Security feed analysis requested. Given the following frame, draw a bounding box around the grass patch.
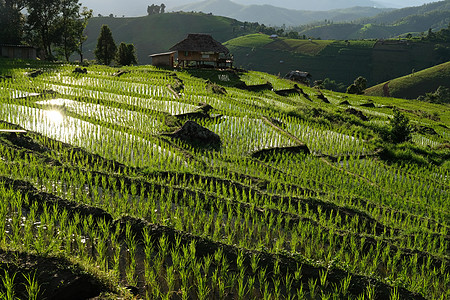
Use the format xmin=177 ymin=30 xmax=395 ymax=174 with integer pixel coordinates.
xmin=223 ymin=33 xmax=274 ymax=48
xmin=265 ymin=38 xmax=334 ymax=56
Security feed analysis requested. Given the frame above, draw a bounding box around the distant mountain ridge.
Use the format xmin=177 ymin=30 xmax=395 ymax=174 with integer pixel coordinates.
xmin=201 ymin=0 xmax=384 ymax=11
xmin=171 ymin=0 xmax=392 ymax=26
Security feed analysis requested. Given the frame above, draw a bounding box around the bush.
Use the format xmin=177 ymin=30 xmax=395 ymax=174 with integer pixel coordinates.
xmin=389 ymin=108 xmax=412 ymax=143
xmin=346 ymin=76 xmax=366 ymax=94
xmin=346 ymin=84 xmax=359 ymax=94
xmin=417 ymin=86 xmax=450 ymax=104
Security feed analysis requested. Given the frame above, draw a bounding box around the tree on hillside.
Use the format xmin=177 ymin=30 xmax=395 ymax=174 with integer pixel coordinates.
xmin=426 ymin=23 xmax=450 ymax=42
xmin=94 ymin=25 xmax=117 ymax=65
xmin=0 ymin=0 xmax=26 ymax=44
xmin=116 ymin=42 xmax=137 ymax=66
xmin=147 ymin=3 xmax=165 ymax=15
xmin=75 ymin=7 xmax=93 ymax=62
xmin=56 ymin=0 xmax=84 ymax=61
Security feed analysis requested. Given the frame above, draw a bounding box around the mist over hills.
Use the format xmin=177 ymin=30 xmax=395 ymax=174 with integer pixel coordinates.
xmin=228 ymin=0 xmax=428 ymax=10
xmin=171 ymin=0 xmax=392 ymax=26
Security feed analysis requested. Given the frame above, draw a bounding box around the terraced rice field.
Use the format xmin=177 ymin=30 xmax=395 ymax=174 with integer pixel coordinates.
xmin=0 ymin=59 xmax=448 ymax=299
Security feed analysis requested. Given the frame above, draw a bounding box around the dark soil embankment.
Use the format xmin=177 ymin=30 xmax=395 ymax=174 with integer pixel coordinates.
xmin=236 ymin=81 xmax=273 ymax=92
xmin=252 ymin=145 xmax=310 ymax=159
xmin=0 ymin=250 xmax=114 ymax=300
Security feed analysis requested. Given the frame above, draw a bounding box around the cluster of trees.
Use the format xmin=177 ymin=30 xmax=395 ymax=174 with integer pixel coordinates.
xmin=0 ymin=0 xmax=24 ymax=45
xmin=94 ymin=25 xmax=137 ymax=66
xmin=0 ymin=0 xmax=93 ymax=61
xmin=147 ymin=3 xmax=166 ymax=15
xmin=417 ymin=86 xmax=450 ymax=104
xmin=314 ymin=78 xmax=346 ymax=92
xmin=424 ymin=24 xmax=450 ymax=42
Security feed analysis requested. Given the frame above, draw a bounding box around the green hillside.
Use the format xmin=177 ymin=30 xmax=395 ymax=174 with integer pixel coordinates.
xmin=225 ymin=34 xmax=448 ymax=87
xmin=83 ymin=12 xmax=255 ymax=65
xmin=365 ymin=61 xmax=450 ymax=99
xmin=359 ymin=0 xmax=450 ymax=26
xmin=0 ymin=58 xmax=448 ymax=299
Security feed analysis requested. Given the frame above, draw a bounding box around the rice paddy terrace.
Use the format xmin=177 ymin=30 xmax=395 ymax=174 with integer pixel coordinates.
xmin=0 ymin=59 xmax=448 ymax=299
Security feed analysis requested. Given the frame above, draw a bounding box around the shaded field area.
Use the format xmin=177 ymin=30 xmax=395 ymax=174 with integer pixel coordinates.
xmin=365 ymin=61 xmax=450 ymax=99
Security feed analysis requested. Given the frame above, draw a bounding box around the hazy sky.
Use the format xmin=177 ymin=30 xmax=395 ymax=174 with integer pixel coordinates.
xmin=79 ymin=0 xmax=434 ymax=17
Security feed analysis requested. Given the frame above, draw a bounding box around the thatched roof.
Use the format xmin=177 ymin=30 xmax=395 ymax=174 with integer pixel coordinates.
xmin=149 ymin=51 xmax=176 ymax=57
xmin=170 ymin=34 xmax=229 ymax=54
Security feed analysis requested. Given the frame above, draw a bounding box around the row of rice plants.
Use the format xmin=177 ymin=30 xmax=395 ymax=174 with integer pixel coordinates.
xmin=339 ymin=157 xmax=449 ymax=221
xmin=282 ymin=116 xmax=368 ymax=156
xmin=41 ymin=82 xmax=200 ymax=115
xmin=1 ymin=132 xmax=442 ymax=280
xmin=209 ymin=151 xmax=448 ymax=255
xmin=46 ymin=74 xmax=173 ymax=99
xmin=200 ymin=116 xmax=295 ymax=156
xmin=1 ymin=153 xmax=447 ymax=299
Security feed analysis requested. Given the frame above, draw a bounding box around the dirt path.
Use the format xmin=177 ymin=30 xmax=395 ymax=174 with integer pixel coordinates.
xmin=383 ymin=81 xmax=391 ymax=97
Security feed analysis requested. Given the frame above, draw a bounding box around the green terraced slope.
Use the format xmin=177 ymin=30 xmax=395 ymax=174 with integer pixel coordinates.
xmin=0 ymin=58 xmax=448 ymax=299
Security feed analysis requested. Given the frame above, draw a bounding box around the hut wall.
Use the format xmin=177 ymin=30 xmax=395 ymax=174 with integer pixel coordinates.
xmin=151 ymin=54 xmax=174 ymax=67
xmin=178 ymin=51 xmax=219 ymax=62
xmin=1 ymin=46 xmax=36 ymax=59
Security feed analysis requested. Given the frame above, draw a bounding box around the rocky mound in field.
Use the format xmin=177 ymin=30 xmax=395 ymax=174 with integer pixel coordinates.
xmin=235 ymin=81 xmax=273 ymax=92
xmin=168 ymin=120 xmax=221 ymax=149
xmin=73 ymin=67 xmax=87 ymax=74
xmin=345 ymin=108 xmax=368 ymax=121
xmin=174 ymin=103 xmax=216 ymax=120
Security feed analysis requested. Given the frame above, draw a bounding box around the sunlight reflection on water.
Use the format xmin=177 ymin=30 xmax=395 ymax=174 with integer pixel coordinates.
xmin=45 ymin=110 xmax=64 ymax=125
xmin=0 ymin=103 xmax=182 ymax=168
